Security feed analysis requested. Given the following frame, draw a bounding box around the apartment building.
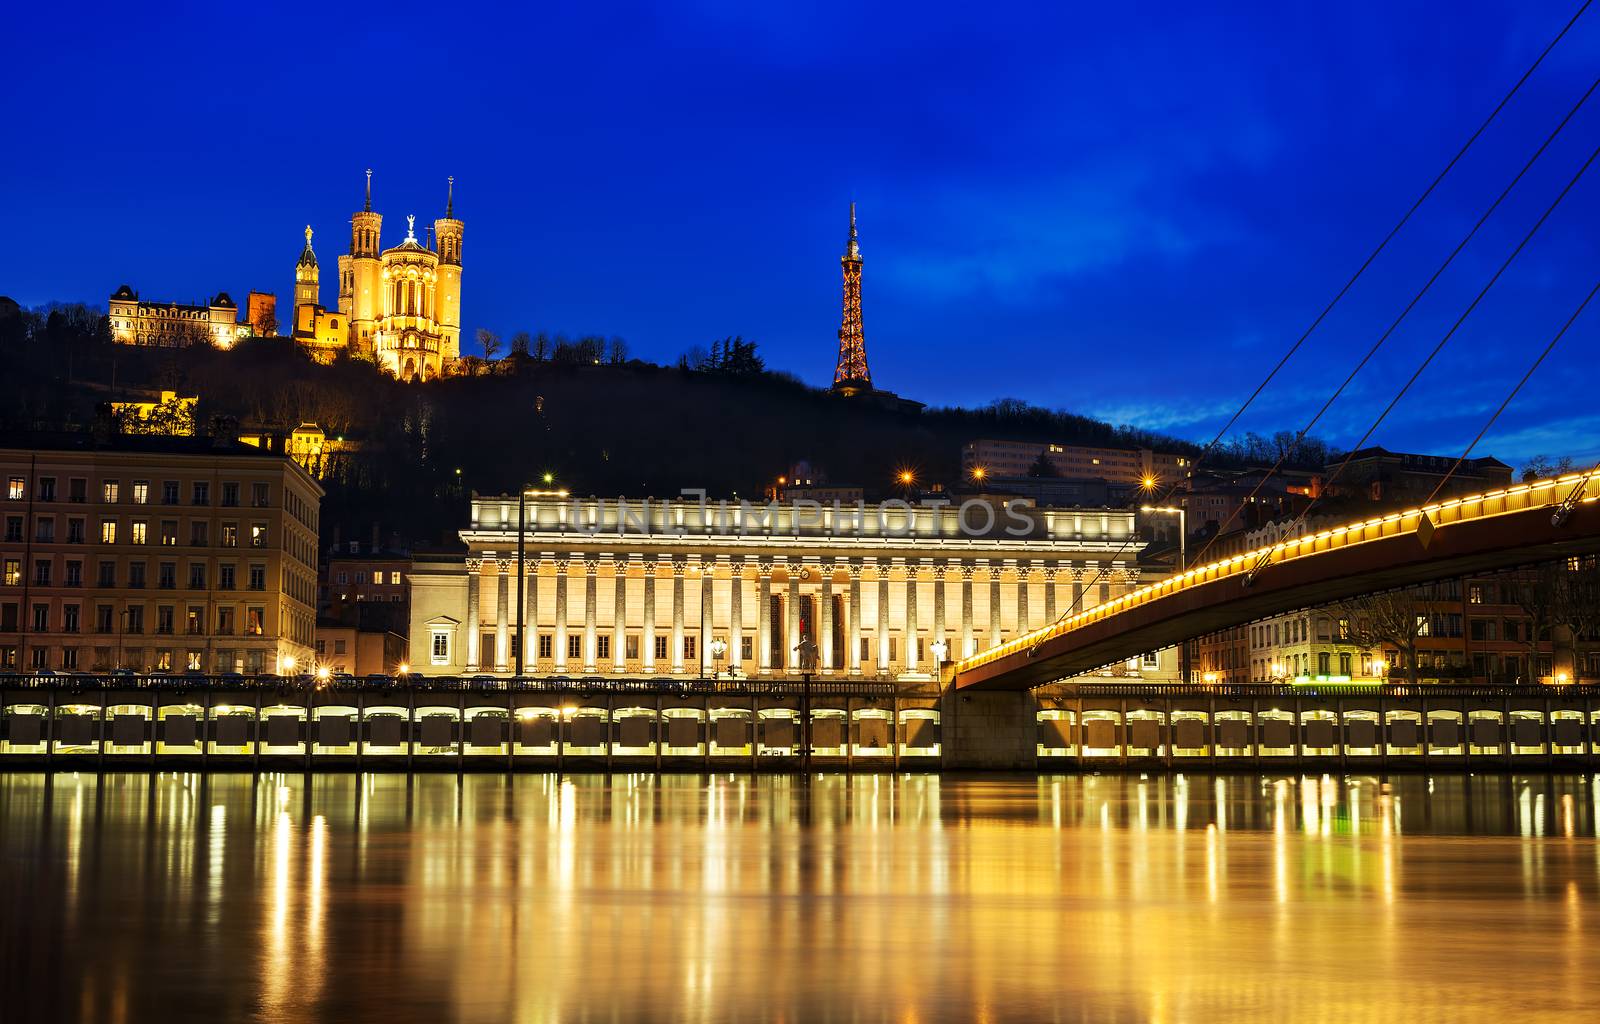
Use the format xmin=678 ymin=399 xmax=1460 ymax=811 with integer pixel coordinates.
xmin=0 ymin=433 xmax=322 ymax=674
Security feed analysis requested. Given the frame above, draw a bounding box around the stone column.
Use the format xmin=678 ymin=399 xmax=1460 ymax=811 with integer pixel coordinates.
xmin=671 ymin=559 xmax=686 ymax=674
xmin=730 ymin=557 xmax=745 ymax=675
xmin=465 ymin=557 xmax=482 ymax=671
xmin=876 ymin=560 xmax=890 ymax=673
xmin=960 ymin=562 xmax=975 ymax=659
xmin=583 ymin=558 xmax=598 ymax=672
xmin=787 ymin=561 xmax=801 ymax=671
xmin=933 ymin=559 xmax=949 ymax=653
xmin=1016 ymin=561 xmax=1030 ymax=634
xmin=612 ymin=559 xmax=626 ymax=672
xmin=847 ymin=561 xmax=863 ymax=675
xmin=1043 ymin=566 xmax=1058 ymax=622
xmin=553 ymin=558 xmax=569 ymax=672
xmin=903 ymin=559 xmax=918 ymax=672
xmin=701 ymin=562 xmax=715 ymax=676
xmin=494 ymin=558 xmax=511 ymax=671
xmin=521 ymin=557 xmax=539 ymax=673
xmin=757 ymin=561 xmax=772 ymax=674
xmin=989 ymin=563 xmax=1004 ymax=648
xmin=819 ymin=563 xmax=834 ymax=672
xmin=642 ymin=559 xmax=657 ymax=672
xmin=1072 ymin=566 xmax=1086 ymax=613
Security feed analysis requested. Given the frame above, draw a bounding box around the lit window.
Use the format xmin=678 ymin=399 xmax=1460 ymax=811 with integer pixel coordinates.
xmin=431 ymin=630 xmax=449 ymax=664
xmin=102 ymin=520 xmax=119 ymax=544
xmin=7 ymin=477 xmax=24 ymax=500
xmin=102 ymin=481 xmax=119 ymax=504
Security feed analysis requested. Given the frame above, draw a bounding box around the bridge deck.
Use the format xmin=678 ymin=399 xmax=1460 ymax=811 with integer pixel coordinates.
xmin=955 ymin=472 xmax=1600 ymax=690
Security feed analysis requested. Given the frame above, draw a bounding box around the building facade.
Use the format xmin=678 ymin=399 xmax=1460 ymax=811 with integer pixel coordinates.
xmin=107 ymin=286 xmax=262 ymax=348
xmin=292 ymin=171 xmax=464 ymax=379
xmin=1331 ymin=447 xmax=1513 ymax=504
xmin=0 ymin=435 xmax=322 ymax=674
xmin=409 ymin=494 xmax=1177 ymax=682
xmin=962 ymin=439 xmax=1192 ymax=490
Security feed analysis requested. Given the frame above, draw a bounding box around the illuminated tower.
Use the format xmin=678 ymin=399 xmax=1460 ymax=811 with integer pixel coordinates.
xmin=347 ymin=169 xmax=384 ymax=358
xmin=832 ymin=202 xmax=871 ymax=394
xmin=432 ymin=176 xmax=464 ymax=365
xmin=294 ymin=225 xmax=319 ymax=309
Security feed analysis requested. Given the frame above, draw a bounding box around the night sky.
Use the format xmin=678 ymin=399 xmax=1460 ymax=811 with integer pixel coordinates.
xmin=6 ymin=1 xmax=1599 ymax=467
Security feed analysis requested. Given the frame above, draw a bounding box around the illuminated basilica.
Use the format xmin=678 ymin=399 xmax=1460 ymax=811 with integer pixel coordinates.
xmin=292 ymin=171 xmax=464 ymax=380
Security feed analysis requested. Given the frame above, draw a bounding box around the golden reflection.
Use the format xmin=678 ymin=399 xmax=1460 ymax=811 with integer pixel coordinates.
xmin=3 ymin=771 xmax=1600 ymax=1022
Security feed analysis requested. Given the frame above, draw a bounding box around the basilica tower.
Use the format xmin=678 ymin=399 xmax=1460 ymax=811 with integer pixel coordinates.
xmin=294 ymin=226 xmax=319 ymax=309
xmin=432 ymin=176 xmax=464 ymax=364
xmin=346 ymin=169 xmax=384 ymax=358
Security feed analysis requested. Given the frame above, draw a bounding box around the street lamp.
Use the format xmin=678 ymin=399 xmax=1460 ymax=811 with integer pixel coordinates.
xmin=1140 ymin=504 xmax=1188 ymax=681
xmin=930 ymin=637 xmax=949 ymax=690
xmin=795 ymin=636 xmax=818 ymax=773
xmin=710 ymin=637 xmax=728 ymax=679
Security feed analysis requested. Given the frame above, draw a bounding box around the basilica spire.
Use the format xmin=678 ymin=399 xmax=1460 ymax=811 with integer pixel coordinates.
xmin=446 ymin=175 xmax=455 ymax=219
xmin=298 ymin=225 xmax=317 ymax=267
xmin=364 ymin=168 xmax=372 ymax=212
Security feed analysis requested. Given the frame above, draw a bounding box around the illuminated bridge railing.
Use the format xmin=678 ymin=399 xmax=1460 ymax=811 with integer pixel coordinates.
xmin=0 ymin=674 xmax=896 ymax=699
xmin=956 ymin=470 xmax=1598 ymax=676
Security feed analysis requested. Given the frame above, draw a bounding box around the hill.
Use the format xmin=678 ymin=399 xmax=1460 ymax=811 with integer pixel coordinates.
xmin=0 ymin=301 xmax=1196 ymax=547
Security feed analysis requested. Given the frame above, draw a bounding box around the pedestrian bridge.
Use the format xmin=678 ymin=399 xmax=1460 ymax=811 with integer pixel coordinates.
xmin=954 ymin=472 xmax=1600 ymax=691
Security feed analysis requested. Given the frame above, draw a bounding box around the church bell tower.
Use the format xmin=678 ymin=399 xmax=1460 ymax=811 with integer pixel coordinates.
xmin=433 ymin=175 xmax=464 ymax=364
xmin=348 ymin=168 xmax=384 ymax=358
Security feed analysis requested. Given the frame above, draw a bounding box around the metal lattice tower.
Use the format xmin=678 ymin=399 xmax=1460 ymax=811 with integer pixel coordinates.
xmin=832 ymin=202 xmax=872 ymax=391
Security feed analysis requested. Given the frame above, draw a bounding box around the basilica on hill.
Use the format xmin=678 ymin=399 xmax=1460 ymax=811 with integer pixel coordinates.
xmin=292 ymin=171 xmax=465 ymax=380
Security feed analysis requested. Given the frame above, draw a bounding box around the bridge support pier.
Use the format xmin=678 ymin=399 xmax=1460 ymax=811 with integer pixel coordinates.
xmin=941 ymin=689 xmax=1036 ymax=770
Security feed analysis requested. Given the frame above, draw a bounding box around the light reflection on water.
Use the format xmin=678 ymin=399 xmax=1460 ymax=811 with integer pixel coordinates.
xmin=1 ymin=772 xmax=1598 ymax=1023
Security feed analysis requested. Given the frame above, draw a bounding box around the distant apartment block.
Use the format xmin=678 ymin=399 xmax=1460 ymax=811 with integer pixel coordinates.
xmin=962 ymin=439 xmax=1191 ymax=489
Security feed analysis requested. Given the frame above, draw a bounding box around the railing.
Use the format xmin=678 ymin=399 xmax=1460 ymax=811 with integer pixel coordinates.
xmin=0 ymin=673 xmax=898 ymax=698
xmin=957 ymin=469 xmax=1600 ymax=675
xmin=1060 ymin=681 xmax=1600 ymax=699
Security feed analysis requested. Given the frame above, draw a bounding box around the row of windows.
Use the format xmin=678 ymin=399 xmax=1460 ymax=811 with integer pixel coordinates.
xmin=0 ymin=645 xmax=275 ymax=673
xmin=3 ymin=557 xmax=267 ymax=591
xmin=1 ymin=600 xmax=267 ymax=637
xmin=7 ymin=515 xmax=270 ymax=548
xmin=336 ymin=570 xmax=404 ymax=585
xmin=6 ymin=476 xmax=272 ymax=508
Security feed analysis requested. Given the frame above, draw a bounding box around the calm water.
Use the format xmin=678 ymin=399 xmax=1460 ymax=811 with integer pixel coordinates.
xmin=2 ymin=772 xmax=1598 ymax=1023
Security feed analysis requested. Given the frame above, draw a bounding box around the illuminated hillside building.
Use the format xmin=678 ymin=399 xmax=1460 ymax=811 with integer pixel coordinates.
xmin=292 ymin=170 xmax=464 ymax=380
xmin=108 ymin=286 xmax=269 ymax=348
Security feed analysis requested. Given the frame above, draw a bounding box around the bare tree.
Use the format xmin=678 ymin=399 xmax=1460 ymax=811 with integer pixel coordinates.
xmin=476 ymin=328 xmax=501 ymax=363
xmin=607 ymin=336 xmax=628 ymax=365
xmin=533 ymin=331 xmax=551 ymax=362
xmin=509 ymin=331 xmax=530 ymax=357
xmin=1521 ymin=455 xmax=1574 ymax=482
xmin=1333 ymin=585 xmax=1436 ymax=686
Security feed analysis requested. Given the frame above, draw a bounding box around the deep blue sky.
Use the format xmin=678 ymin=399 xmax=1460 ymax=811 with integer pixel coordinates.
xmin=7 ymin=1 xmax=1600 ymax=468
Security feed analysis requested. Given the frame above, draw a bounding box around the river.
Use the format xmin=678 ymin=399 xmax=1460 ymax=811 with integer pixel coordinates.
xmin=0 ymin=771 xmax=1596 ymax=1022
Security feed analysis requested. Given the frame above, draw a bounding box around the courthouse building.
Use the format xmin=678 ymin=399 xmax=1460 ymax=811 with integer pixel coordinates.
xmin=408 ymin=493 xmax=1176 ymax=682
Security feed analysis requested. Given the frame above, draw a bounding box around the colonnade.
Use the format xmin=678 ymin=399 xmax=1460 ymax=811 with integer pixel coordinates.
xmin=458 ymin=554 xmax=1140 ymax=677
